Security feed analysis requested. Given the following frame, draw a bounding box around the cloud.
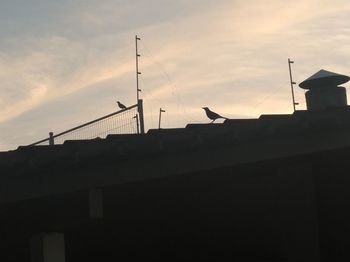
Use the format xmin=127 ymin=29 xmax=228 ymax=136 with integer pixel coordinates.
xmin=1 ymin=0 xmax=350 ymax=150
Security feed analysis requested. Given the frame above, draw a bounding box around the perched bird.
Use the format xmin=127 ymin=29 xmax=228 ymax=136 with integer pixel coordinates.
xmin=202 ymin=107 xmax=228 ymax=123
xmin=117 ymin=101 xmax=127 ymax=110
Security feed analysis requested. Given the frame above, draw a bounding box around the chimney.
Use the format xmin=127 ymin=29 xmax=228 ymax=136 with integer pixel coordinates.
xmin=299 ymin=69 xmax=349 ymax=111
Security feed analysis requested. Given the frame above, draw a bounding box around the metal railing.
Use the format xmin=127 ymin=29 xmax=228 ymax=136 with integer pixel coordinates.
xmin=29 ymin=100 xmax=145 ymax=146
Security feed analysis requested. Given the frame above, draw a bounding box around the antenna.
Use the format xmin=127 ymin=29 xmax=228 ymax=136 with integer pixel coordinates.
xmin=288 ymin=58 xmax=298 ymax=112
xmin=135 ymin=35 xmax=145 ymax=134
xmin=135 ymin=35 xmax=141 ymax=102
xmin=158 ymin=108 xmax=165 ymax=129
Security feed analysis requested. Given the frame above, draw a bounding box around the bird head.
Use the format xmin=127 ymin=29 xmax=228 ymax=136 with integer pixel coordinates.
xmin=202 ymin=107 xmax=209 ymax=111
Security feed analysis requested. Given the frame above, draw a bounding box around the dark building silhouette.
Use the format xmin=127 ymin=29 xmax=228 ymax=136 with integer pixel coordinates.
xmin=0 ymin=69 xmax=350 ymax=262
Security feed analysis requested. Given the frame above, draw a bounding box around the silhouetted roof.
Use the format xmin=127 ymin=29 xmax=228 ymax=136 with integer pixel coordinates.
xmin=2 ymin=107 xmax=350 ymax=170
xmin=2 ymin=106 xmax=350 ymax=205
xmin=299 ymin=69 xmax=349 ymax=89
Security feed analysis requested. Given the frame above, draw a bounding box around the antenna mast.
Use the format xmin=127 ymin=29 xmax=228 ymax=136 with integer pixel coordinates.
xmin=135 ymin=35 xmax=145 ymax=134
xmin=288 ymin=58 xmax=298 ymax=112
xmin=135 ymin=35 xmax=141 ymax=101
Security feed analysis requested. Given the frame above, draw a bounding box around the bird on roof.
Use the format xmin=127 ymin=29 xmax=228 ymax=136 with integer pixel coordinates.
xmin=117 ymin=101 xmax=127 ymax=110
xmin=202 ymin=107 xmax=228 ymax=123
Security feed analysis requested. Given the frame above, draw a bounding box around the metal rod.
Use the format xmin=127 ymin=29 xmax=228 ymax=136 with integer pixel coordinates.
xmin=49 ymin=132 xmax=54 ymax=146
xmin=29 ymin=104 xmax=138 ymax=146
xmin=158 ymin=108 xmax=165 ymax=129
xmin=135 ymin=35 xmax=141 ymax=102
xmin=134 ymin=36 xmax=146 ymax=134
xmin=288 ymin=58 xmax=298 ymax=112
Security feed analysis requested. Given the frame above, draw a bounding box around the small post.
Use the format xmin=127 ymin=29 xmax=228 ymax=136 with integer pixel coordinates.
xmin=49 ymin=132 xmax=54 ymax=146
xmin=138 ymin=99 xmax=145 ymax=134
xmin=288 ymin=58 xmax=299 ymax=112
xmin=158 ymin=108 xmax=166 ymax=129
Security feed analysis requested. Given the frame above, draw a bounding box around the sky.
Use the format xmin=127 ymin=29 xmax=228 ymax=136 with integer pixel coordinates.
xmin=1 ymin=0 xmax=350 ymax=150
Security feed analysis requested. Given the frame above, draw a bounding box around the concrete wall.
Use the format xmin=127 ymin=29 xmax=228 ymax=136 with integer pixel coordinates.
xmin=1 ymin=147 xmax=350 ymax=261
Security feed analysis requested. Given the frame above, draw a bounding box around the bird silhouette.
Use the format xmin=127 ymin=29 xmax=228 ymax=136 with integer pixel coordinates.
xmin=202 ymin=107 xmax=228 ymax=123
xmin=117 ymin=101 xmax=127 ymax=110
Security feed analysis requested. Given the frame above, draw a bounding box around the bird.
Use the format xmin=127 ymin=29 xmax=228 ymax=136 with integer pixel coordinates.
xmin=202 ymin=107 xmax=228 ymax=123
xmin=117 ymin=101 xmax=127 ymax=110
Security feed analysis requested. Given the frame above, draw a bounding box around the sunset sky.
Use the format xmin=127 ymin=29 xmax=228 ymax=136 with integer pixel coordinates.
xmin=1 ymin=0 xmax=350 ymax=150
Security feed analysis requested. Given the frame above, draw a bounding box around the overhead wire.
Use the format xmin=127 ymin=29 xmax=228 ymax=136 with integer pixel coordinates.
xmin=139 ymin=40 xmax=195 ymax=124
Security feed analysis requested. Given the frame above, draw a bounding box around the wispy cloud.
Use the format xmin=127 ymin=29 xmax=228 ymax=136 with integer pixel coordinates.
xmin=1 ymin=0 xmax=350 ymax=150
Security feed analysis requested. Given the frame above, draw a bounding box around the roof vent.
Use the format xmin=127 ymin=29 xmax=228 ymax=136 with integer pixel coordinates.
xmin=299 ymin=69 xmax=349 ymax=111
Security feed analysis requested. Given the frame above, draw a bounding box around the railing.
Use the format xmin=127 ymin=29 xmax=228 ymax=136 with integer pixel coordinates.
xmin=29 ymin=100 xmax=145 ymax=146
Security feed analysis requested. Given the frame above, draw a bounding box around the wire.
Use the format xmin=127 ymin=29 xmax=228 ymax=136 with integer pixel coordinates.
xmin=140 ymin=40 xmax=194 ymax=123
xmin=252 ymin=84 xmax=287 ymax=115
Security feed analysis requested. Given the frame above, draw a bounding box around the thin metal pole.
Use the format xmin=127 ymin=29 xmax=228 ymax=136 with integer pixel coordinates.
xmin=49 ymin=132 xmax=54 ymax=146
xmin=288 ymin=58 xmax=298 ymax=112
xmin=135 ymin=35 xmax=146 ymax=134
xmin=158 ymin=108 xmax=165 ymax=129
xmin=135 ymin=35 xmax=141 ymax=102
xmin=138 ymin=99 xmax=145 ymax=134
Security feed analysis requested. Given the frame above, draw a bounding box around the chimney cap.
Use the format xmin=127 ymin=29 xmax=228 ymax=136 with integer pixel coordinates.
xmin=299 ymin=69 xmax=349 ymax=89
